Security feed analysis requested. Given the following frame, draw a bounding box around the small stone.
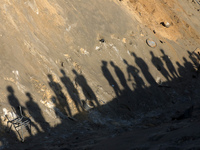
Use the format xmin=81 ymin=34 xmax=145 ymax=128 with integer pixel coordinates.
xmin=146 ymin=38 xmax=157 ymax=48
xmin=95 ymin=46 xmax=101 ymax=51
xmin=122 ymin=38 xmax=126 ymax=43
xmin=160 ymin=21 xmax=171 ymax=28
xmin=99 ymin=39 xmax=105 ymax=43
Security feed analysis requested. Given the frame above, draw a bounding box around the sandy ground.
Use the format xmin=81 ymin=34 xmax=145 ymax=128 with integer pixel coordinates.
xmin=0 ymin=0 xmax=200 ymax=149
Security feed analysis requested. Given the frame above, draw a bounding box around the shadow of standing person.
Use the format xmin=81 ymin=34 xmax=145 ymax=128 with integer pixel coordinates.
xmin=183 ymin=57 xmax=195 ymax=72
xmin=183 ymin=57 xmax=197 ymax=78
xmin=60 ymin=69 xmax=82 ymax=113
xmin=131 ymin=52 xmax=156 ymax=86
xmin=25 ymin=92 xmax=49 ymax=133
xmin=150 ymin=51 xmax=172 ymax=81
xmin=72 ymin=69 xmax=100 ymax=107
xmin=123 ymin=59 xmax=145 ymax=89
xmin=7 ymin=86 xmax=20 ymax=110
xmin=110 ymin=61 xmax=131 ymax=92
xmin=187 ymin=50 xmax=200 ymax=71
xmin=48 ymin=74 xmax=72 ymax=118
xmin=101 ymin=61 xmax=121 ymax=97
xmin=7 ymin=86 xmax=32 ymax=138
xmin=176 ymin=61 xmax=186 ymax=79
xmin=160 ymin=49 xmax=179 ymax=79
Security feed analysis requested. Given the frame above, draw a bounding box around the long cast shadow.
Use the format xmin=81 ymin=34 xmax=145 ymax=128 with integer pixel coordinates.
xmin=123 ymin=59 xmax=145 ymax=89
xmin=7 ymin=86 xmax=21 ymax=110
xmin=72 ymin=69 xmax=100 ymax=107
xmin=176 ymin=61 xmax=185 ymax=79
xmin=1 ymin=54 xmax=198 ymax=148
xmin=110 ymin=61 xmax=131 ymax=92
xmin=6 ymin=86 xmax=32 ymax=140
xmin=131 ymin=52 xmax=156 ymax=86
xmin=60 ymin=69 xmax=82 ymax=113
xmin=48 ymin=74 xmax=72 ymax=118
xmin=25 ymin=92 xmax=49 ymax=133
xmin=101 ymin=61 xmax=121 ymax=97
xmin=150 ymin=51 xmax=172 ymax=81
xmin=160 ymin=49 xmax=179 ymax=79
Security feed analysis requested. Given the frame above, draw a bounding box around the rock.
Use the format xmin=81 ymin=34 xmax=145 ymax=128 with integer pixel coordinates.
xmin=160 ymin=21 xmax=171 ymax=28
xmin=99 ymin=39 xmax=105 ymax=43
xmin=172 ymin=105 xmax=194 ymax=120
xmin=146 ymin=38 xmax=157 ymax=48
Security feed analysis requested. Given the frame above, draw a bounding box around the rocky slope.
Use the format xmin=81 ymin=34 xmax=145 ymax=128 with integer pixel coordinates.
xmin=0 ymin=0 xmax=200 ymax=149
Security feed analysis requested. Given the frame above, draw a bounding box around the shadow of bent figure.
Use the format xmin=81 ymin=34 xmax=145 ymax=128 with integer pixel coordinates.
xmin=48 ymin=74 xmax=72 ymax=118
xmin=72 ymin=69 xmax=100 ymax=107
xmin=25 ymin=92 xmax=49 ymax=133
xmin=123 ymin=59 xmax=145 ymax=89
xmin=131 ymin=52 xmax=156 ymax=86
xmin=160 ymin=49 xmax=179 ymax=79
xmin=60 ymin=69 xmax=82 ymax=113
xmin=101 ymin=61 xmax=121 ymax=97
xmin=150 ymin=51 xmax=172 ymax=81
xmin=110 ymin=61 xmax=131 ymax=92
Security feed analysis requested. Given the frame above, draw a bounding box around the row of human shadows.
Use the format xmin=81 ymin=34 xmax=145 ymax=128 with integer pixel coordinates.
xmin=4 ymin=49 xmax=196 ymax=141
xmin=101 ymin=49 xmax=198 ymax=107
xmin=150 ymin=49 xmax=195 ymax=82
xmin=5 ymin=68 xmax=101 ymax=140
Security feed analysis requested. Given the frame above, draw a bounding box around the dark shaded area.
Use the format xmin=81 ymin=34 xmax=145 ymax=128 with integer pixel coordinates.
xmin=1 ymin=50 xmax=199 ymax=149
xmin=172 ymin=105 xmax=194 ymax=120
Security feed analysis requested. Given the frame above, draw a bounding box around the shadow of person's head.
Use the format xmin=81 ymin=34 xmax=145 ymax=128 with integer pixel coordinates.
xmin=7 ymin=86 xmax=14 ymax=94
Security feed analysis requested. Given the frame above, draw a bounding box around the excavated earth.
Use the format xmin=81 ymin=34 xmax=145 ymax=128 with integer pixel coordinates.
xmin=0 ymin=0 xmax=200 ymax=149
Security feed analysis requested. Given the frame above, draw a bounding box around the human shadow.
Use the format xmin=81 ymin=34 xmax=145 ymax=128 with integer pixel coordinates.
xmin=183 ymin=56 xmax=195 ymax=71
xmin=187 ymin=50 xmax=200 ymax=71
xmin=48 ymin=74 xmax=72 ymax=118
xmin=110 ymin=61 xmax=131 ymax=92
xmin=183 ymin=56 xmax=198 ymax=78
xmin=160 ymin=49 xmax=179 ymax=79
xmin=131 ymin=52 xmax=156 ymax=86
xmin=60 ymin=69 xmax=82 ymax=113
xmin=72 ymin=69 xmax=100 ymax=107
xmin=176 ymin=61 xmax=186 ymax=79
xmin=123 ymin=59 xmax=145 ymax=89
xmin=7 ymin=86 xmax=21 ymax=110
xmin=6 ymin=86 xmax=32 ymax=139
xmin=25 ymin=92 xmax=49 ymax=133
xmin=101 ymin=61 xmax=121 ymax=97
xmin=0 ymin=104 xmax=17 ymax=146
xmin=3 ymin=55 xmax=199 ymax=148
xmin=150 ymin=51 xmax=172 ymax=81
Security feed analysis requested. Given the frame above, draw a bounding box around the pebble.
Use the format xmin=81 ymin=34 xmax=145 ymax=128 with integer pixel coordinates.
xmin=146 ymin=38 xmax=157 ymax=48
